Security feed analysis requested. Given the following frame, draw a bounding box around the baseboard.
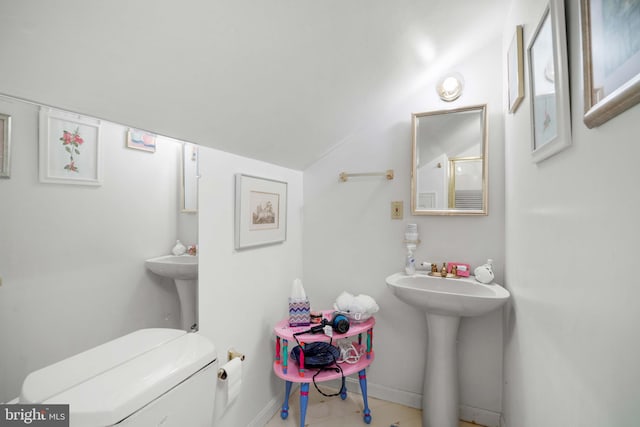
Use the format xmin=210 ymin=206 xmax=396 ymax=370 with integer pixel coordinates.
xmin=459 ymin=404 xmax=501 ymax=427
xmin=246 ymin=384 xmax=298 ymax=427
xmin=323 ymin=378 xmax=501 ymax=427
xmin=340 ymin=377 xmax=423 ymax=408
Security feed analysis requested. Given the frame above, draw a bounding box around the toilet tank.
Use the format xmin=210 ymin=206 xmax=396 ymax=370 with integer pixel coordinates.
xmin=19 ymin=328 xmax=217 ymax=426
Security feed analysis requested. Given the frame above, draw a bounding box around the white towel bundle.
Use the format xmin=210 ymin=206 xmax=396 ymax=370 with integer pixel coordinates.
xmin=334 ymin=292 xmax=379 ymax=321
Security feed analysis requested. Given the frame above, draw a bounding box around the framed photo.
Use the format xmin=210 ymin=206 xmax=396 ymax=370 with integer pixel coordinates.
xmin=39 ymin=107 xmax=102 ymax=185
xmin=0 ymin=113 xmax=11 ymax=178
xmin=527 ymin=0 xmax=572 ymax=163
xmin=581 ymin=0 xmax=640 ymax=128
xmin=127 ymin=128 xmax=156 ymax=152
xmin=235 ymin=174 xmax=287 ymax=250
xmin=508 ymin=25 xmax=525 ymax=113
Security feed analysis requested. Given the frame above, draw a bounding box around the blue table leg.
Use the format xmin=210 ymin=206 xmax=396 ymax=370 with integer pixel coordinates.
xmin=340 ymin=382 xmax=347 ymax=400
xmin=299 ymin=383 xmax=310 ymax=427
xmin=358 ymin=369 xmax=372 ymax=424
xmin=281 ymin=381 xmax=292 ymax=419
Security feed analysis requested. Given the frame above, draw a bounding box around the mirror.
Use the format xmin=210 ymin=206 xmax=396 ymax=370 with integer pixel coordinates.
xmin=0 ymin=93 xmax=200 ymax=402
xmin=181 ymin=142 xmax=199 ymax=213
xmin=411 ymin=104 xmax=488 ymax=216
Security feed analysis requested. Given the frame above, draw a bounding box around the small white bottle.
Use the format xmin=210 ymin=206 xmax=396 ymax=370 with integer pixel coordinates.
xmin=405 ymin=248 xmax=416 ymax=275
xmin=172 ymin=240 xmax=186 ymax=256
xmin=474 ymin=259 xmax=495 ymax=284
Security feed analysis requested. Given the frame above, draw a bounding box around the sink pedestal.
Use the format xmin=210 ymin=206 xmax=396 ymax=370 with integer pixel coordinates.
xmin=385 ymin=272 xmax=510 ymax=427
xmin=145 ymin=255 xmax=198 ymax=332
xmin=175 ymin=279 xmax=198 ymax=331
xmin=424 ymin=312 xmax=460 ymax=427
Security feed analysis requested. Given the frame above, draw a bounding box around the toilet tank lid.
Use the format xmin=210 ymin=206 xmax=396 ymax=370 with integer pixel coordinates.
xmin=19 ymin=329 xmax=217 ymax=425
xmin=20 ymin=328 xmax=188 ymax=403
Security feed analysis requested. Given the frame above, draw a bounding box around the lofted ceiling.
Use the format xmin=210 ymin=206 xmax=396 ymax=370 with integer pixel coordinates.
xmin=0 ymin=0 xmax=510 ymax=170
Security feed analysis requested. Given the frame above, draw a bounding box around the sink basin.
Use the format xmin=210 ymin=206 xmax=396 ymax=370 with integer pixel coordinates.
xmin=145 ymin=255 xmax=198 ymax=331
xmin=385 ymin=272 xmax=509 ymax=317
xmin=145 ymin=255 xmax=198 ymax=280
xmin=386 ymin=272 xmax=510 ymax=427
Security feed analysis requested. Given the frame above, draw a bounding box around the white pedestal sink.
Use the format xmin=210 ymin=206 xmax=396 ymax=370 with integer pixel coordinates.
xmin=385 ymin=272 xmax=510 ymax=427
xmin=145 ymin=255 xmax=198 ymax=331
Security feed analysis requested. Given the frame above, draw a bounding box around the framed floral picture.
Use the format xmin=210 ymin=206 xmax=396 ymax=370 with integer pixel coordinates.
xmin=235 ymin=174 xmax=287 ymax=250
xmin=39 ymin=107 xmax=102 ymax=185
xmin=581 ymin=0 xmax=640 ymax=128
xmin=527 ymin=0 xmax=572 ymax=163
xmin=0 ymin=113 xmax=11 ymax=178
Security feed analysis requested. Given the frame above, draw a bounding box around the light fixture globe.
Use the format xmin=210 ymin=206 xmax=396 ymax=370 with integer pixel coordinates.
xmin=436 ymin=73 xmax=464 ymax=102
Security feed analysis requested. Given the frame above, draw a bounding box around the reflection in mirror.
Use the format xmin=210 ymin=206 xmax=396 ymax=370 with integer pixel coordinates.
xmin=0 ymin=93 xmax=199 ymax=402
xmin=182 ymin=143 xmax=199 ymax=213
xmin=411 ymin=104 xmax=488 ymax=216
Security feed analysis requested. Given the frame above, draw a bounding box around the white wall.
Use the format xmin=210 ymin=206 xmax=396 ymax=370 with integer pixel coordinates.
xmin=197 ymin=149 xmax=303 ymax=427
xmin=0 ymin=0 xmax=511 ymax=171
xmin=303 ymin=36 xmax=506 ymax=425
xmin=502 ymin=1 xmax=640 ymax=426
xmin=0 ymin=95 xmax=188 ymax=403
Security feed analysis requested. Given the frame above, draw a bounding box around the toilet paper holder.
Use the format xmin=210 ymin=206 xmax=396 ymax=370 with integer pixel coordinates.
xmin=217 ymin=348 xmax=245 ymax=380
xmin=227 ymin=349 xmax=245 ymax=362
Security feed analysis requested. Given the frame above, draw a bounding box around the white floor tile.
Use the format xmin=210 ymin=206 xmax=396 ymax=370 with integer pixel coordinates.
xmin=264 ymin=387 xmax=485 ymax=427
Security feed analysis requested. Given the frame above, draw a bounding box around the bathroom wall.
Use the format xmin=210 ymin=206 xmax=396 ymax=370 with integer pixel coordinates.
xmin=197 ymin=150 xmax=303 ymax=427
xmin=0 ymin=95 xmax=188 ymax=403
xmin=302 ymin=36 xmax=506 ymax=425
xmin=502 ymin=1 xmax=640 ymax=426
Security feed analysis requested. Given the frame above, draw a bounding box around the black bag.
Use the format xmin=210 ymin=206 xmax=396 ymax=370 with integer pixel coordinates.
xmin=291 ymin=332 xmax=345 ymax=397
xmin=290 ymin=342 xmax=339 ymax=368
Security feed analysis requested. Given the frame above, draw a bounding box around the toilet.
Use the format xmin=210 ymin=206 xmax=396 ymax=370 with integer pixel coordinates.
xmin=15 ymin=328 xmax=217 ymax=426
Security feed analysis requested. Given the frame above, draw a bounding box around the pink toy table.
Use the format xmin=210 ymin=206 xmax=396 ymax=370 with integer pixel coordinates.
xmin=272 ymin=311 xmax=375 ymax=426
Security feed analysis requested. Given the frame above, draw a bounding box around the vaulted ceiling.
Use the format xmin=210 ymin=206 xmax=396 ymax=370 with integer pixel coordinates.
xmin=0 ymin=0 xmax=509 ymax=170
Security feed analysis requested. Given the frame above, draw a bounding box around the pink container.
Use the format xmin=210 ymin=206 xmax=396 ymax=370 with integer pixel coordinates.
xmin=447 ymin=262 xmax=470 ymax=277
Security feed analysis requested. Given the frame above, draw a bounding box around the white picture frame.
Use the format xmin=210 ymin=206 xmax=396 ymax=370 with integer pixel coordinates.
xmin=235 ymin=174 xmax=287 ymax=250
xmin=0 ymin=113 xmax=11 ymax=178
xmin=39 ymin=107 xmax=102 ymax=185
xmin=126 ymin=128 xmax=156 ymax=152
xmin=527 ymin=0 xmax=572 ymax=163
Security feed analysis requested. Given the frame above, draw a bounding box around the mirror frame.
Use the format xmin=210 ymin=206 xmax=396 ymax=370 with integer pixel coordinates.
xmin=411 ymin=104 xmax=488 ymax=216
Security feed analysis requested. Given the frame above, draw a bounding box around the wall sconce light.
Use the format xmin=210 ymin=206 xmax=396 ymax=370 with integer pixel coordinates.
xmin=436 ymin=73 xmax=464 ymax=102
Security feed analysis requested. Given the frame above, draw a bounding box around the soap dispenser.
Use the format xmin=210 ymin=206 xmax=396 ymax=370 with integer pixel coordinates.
xmin=404 ymin=223 xmax=418 ymax=275
xmin=405 ymin=248 xmax=416 ymax=275
xmin=474 ymin=259 xmax=495 ymax=284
